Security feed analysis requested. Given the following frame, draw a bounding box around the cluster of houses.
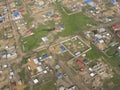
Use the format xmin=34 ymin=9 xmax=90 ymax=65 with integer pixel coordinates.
xmin=112 ymin=25 xmax=120 ymax=37
xmin=70 ymin=56 xmax=113 ymax=89
xmin=85 ymin=28 xmax=114 ymax=51
xmin=0 ymin=0 xmax=18 ymax=60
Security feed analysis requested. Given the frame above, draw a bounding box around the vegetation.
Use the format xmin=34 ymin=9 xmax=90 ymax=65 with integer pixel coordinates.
xmin=21 ymin=57 xmax=28 ymax=64
xmin=86 ymin=45 xmax=120 ymax=67
xmin=37 ymin=49 xmax=47 ymax=57
xmin=23 ymin=13 xmax=34 ymax=24
xmin=33 ymin=74 xmax=56 ymax=90
xmin=20 ymin=25 xmax=48 ymax=51
xmin=103 ymin=74 xmax=120 ymax=90
xmin=57 ymin=51 xmax=74 ymax=61
xmin=106 ymin=48 xmax=116 ymax=56
xmin=18 ymin=69 xmax=25 ymax=80
xmin=59 ymin=12 xmax=97 ymax=36
xmin=18 ymin=69 xmax=27 ymax=84
xmin=108 ymin=54 xmax=120 ymax=67
xmin=34 ymin=80 xmax=56 ymax=90
xmin=24 ymin=86 xmax=30 ymax=90
xmin=20 ymin=19 xmax=55 ymax=52
xmin=55 ymin=3 xmax=97 ymax=36
xmin=86 ymin=45 xmax=102 ymax=59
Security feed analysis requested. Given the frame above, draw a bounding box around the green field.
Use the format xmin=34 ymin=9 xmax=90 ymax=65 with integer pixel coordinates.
xmin=34 ymin=80 xmax=56 ymax=90
xmin=106 ymin=48 xmax=116 ymax=56
xmin=21 ymin=3 xmax=97 ymax=52
xmin=86 ymin=45 xmax=120 ymax=90
xmin=23 ymin=11 xmax=34 ymax=25
xmin=86 ymin=45 xmax=120 ymax=67
xmin=62 ymin=37 xmax=89 ymax=55
xmin=33 ymin=74 xmax=56 ymax=90
xmin=20 ymin=25 xmax=48 ymax=51
xmin=56 ymin=3 xmax=97 ymax=36
xmin=56 ymin=51 xmax=74 ymax=61
xmin=20 ymin=19 xmax=55 ymax=52
xmin=103 ymin=74 xmax=120 ymax=90
xmin=86 ymin=45 xmax=102 ymax=60
xmin=60 ymin=13 xmax=97 ymax=36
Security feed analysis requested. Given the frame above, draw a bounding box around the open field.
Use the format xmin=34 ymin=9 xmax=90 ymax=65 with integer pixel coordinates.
xmin=20 ymin=2 xmax=97 ymax=52
xmin=33 ymin=74 xmax=56 ymax=90
xmin=62 ymin=36 xmax=90 ymax=56
xmin=20 ymin=25 xmax=48 ymax=51
xmin=86 ymin=45 xmax=120 ymax=67
xmin=34 ymin=80 xmax=56 ymax=90
xmin=56 ymin=51 xmax=74 ymax=61
xmin=23 ymin=13 xmax=34 ymax=24
xmin=86 ymin=45 xmax=102 ymax=60
xmin=103 ymin=74 xmax=120 ymax=90
xmin=37 ymin=49 xmax=48 ymax=57
xmin=55 ymin=3 xmax=98 ymax=36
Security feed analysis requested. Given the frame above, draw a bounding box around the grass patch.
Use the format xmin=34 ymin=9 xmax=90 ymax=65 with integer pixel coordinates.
xmin=62 ymin=7 xmax=72 ymax=14
xmin=21 ymin=57 xmax=28 ymax=64
xmin=57 ymin=51 xmax=74 ymax=61
xmin=62 ymin=37 xmax=89 ymax=55
xmin=108 ymin=54 xmax=120 ymax=67
xmin=37 ymin=49 xmax=47 ymax=57
xmin=35 ymin=80 xmax=56 ymax=90
xmin=20 ymin=25 xmax=48 ymax=51
xmin=24 ymin=86 xmax=30 ymax=90
xmin=103 ymin=74 xmax=120 ymax=90
xmin=23 ymin=13 xmax=34 ymax=24
xmin=55 ymin=3 xmax=98 ymax=36
xmin=18 ymin=69 xmax=28 ymax=84
xmin=106 ymin=48 xmax=116 ymax=56
xmin=20 ymin=19 xmax=55 ymax=52
xmin=60 ymin=12 xmax=97 ymax=36
xmin=33 ymin=74 xmax=56 ymax=90
xmin=86 ymin=45 xmax=120 ymax=67
xmin=86 ymin=45 xmax=101 ymax=59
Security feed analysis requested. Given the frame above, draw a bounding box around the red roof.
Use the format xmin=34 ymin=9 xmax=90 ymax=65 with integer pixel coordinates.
xmin=54 ymin=15 xmax=59 ymax=19
xmin=117 ymin=31 xmax=120 ymax=35
xmin=20 ymin=10 xmax=26 ymax=15
xmin=112 ymin=25 xmax=119 ymax=31
xmin=11 ymin=82 xmax=16 ymax=87
xmin=28 ymin=30 xmax=34 ymax=35
xmin=80 ymin=68 xmax=84 ymax=72
xmin=77 ymin=60 xmax=84 ymax=66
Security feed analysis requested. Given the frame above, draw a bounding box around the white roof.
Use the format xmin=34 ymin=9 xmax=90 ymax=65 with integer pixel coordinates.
xmin=39 ymin=1 xmax=44 ymax=5
xmin=89 ymin=68 xmax=93 ymax=71
xmin=99 ymin=28 xmax=106 ymax=32
xmin=59 ymin=86 xmax=65 ymax=90
xmin=33 ymin=58 xmax=39 ymax=64
xmin=5 ymin=46 xmax=9 ymax=49
xmin=3 ymin=64 xmax=8 ymax=68
xmin=118 ymin=46 xmax=120 ymax=49
xmin=95 ymin=34 xmax=102 ymax=39
xmin=67 ymin=86 xmax=76 ymax=90
xmin=27 ymin=66 xmax=31 ymax=70
xmin=2 ymin=54 xmax=11 ymax=58
xmin=9 ymin=76 xmax=12 ymax=79
xmin=10 ymin=71 xmax=14 ymax=76
xmin=75 ymin=52 xmax=80 ymax=56
xmin=99 ymin=39 xmax=104 ymax=43
xmin=33 ymin=79 xmax=39 ymax=84
xmin=43 ymin=70 xmax=48 ymax=74
xmin=106 ymin=33 xmax=110 ymax=36
xmin=37 ymin=66 xmax=43 ymax=72
xmin=0 ymin=70 xmax=3 ymax=74
xmin=38 ymin=62 xmax=42 ymax=65
xmin=41 ymin=37 xmax=48 ymax=42
xmin=90 ymin=73 xmax=95 ymax=77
